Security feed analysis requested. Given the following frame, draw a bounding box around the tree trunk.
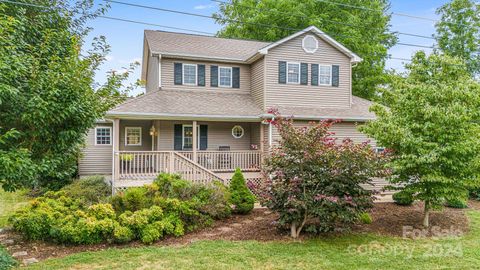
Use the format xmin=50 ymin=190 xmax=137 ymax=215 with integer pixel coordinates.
xmin=423 ymin=200 xmax=430 ymax=228
xmin=291 ymin=222 xmax=299 ymax=238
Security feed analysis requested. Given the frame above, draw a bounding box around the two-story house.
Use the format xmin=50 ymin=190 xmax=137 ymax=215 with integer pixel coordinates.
xmin=78 ymin=26 xmax=378 ymax=191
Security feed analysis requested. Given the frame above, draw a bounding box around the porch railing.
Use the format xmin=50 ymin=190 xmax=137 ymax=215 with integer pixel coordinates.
xmin=178 ymin=150 xmax=262 ymax=172
xmin=115 ymin=151 xmax=223 ymax=184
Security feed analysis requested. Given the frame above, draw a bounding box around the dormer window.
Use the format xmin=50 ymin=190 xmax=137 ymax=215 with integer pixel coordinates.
xmin=287 ymin=62 xmax=300 ymax=84
xmin=219 ymin=67 xmax=232 ymax=87
xmin=183 ymin=64 xmax=197 ymax=85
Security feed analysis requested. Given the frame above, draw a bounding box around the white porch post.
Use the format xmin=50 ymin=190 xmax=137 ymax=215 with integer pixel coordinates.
xmin=192 ymin=120 xmax=198 ymax=162
xmin=112 ymin=118 xmax=120 ymax=194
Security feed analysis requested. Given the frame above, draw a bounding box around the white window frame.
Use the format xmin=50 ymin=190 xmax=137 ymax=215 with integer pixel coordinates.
xmin=302 ymin=35 xmax=319 ymax=53
xmin=218 ymin=66 xmax=233 ymax=88
xmin=182 ymin=63 xmax=197 ymax=86
xmin=318 ymin=64 xmax=332 ymax=86
xmin=231 ymin=125 xmax=244 ymax=139
xmin=182 ymin=125 xmax=200 ymax=150
xmin=286 ymin=62 xmax=300 ymax=84
xmin=94 ymin=126 xmax=112 ymax=146
xmin=125 ymin=127 xmax=142 ymax=146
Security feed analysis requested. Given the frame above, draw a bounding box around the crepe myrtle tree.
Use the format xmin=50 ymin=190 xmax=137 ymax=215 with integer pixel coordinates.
xmin=361 ymin=51 xmax=480 ymax=227
xmin=259 ymin=109 xmax=390 ymax=238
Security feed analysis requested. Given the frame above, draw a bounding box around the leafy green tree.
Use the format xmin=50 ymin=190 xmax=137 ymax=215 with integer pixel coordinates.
xmin=361 ymin=51 xmax=480 ymax=227
xmin=0 ymin=0 xmax=136 ymax=191
xmin=213 ymin=0 xmax=397 ymax=100
xmin=435 ymin=0 xmax=480 ymax=77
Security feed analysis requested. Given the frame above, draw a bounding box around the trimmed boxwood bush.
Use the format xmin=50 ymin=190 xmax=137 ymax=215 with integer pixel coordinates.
xmin=10 ymin=174 xmax=231 ymax=245
xmin=393 ymin=191 xmax=414 ymax=206
xmin=229 ymin=168 xmax=255 ymax=214
xmin=61 ymin=176 xmax=111 ymax=206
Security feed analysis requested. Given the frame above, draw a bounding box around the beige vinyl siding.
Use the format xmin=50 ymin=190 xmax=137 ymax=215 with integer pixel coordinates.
xmin=78 ymin=124 xmax=113 ymax=176
xmin=157 ymin=120 xmax=253 ymax=151
xmin=250 ymin=58 xmax=265 ymax=109
xmin=145 ymin=51 xmax=159 ymax=92
xmin=249 ymin=123 xmax=261 ymax=147
xmin=264 ymin=33 xmax=351 ymax=109
xmin=161 ymin=58 xmax=251 ymax=94
xmin=270 ymin=121 xmax=376 ymax=147
xmin=119 ymin=120 xmax=154 ymax=151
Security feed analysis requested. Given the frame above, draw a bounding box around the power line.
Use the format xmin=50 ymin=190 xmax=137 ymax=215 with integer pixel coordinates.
xmin=105 ymin=0 xmax=435 ymax=49
xmin=211 ymin=0 xmax=435 ymax=40
xmin=0 ymin=0 xmax=435 ymax=62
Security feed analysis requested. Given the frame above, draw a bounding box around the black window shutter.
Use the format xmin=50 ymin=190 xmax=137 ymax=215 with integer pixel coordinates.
xmin=197 ymin=65 xmax=205 ymax=86
xmin=278 ymin=61 xmax=286 ymax=84
xmin=311 ymin=64 xmax=319 ymax=86
xmin=174 ymin=63 xmax=183 ymax=85
xmin=210 ymin=65 xmax=218 ymax=87
xmin=332 ymin=65 xmax=340 ymax=87
xmin=174 ymin=124 xmax=183 ymax=150
xmin=300 ymin=63 xmax=308 ymax=85
xmin=232 ymin=67 xmax=240 ymax=88
xmin=199 ymin=125 xmax=208 ymax=150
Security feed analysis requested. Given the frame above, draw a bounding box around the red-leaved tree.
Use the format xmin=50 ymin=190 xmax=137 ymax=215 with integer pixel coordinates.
xmin=259 ymin=110 xmax=390 ymax=238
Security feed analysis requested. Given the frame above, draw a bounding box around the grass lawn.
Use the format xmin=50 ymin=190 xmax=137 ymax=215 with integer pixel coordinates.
xmin=0 ymin=189 xmax=29 ymax=228
xmin=22 ymin=210 xmax=480 ymax=270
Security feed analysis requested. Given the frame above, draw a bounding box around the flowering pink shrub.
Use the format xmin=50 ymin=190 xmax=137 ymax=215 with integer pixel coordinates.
xmin=258 ymin=112 xmax=390 ymax=238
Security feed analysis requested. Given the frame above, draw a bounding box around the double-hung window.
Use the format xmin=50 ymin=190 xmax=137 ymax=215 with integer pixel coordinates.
xmin=125 ymin=127 xmax=142 ymax=146
xmin=287 ymin=62 xmax=300 ymax=84
xmin=95 ymin=127 xmax=111 ymax=145
xmin=182 ymin=125 xmax=199 ymax=150
xmin=183 ymin=64 xmax=197 ymax=85
xmin=219 ymin=67 xmax=232 ymax=87
xmin=319 ymin=65 xmax=332 ymax=86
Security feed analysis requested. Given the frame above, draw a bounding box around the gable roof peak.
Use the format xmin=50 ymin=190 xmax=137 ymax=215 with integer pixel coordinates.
xmin=257 ymin=25 xmax=362 ymax=63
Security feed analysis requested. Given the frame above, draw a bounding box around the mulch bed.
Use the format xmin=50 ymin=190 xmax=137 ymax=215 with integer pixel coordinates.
xmin=0 ymin=201 xmax=474 ymax=265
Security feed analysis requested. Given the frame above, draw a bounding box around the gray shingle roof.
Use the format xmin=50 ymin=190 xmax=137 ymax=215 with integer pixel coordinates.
xmin=107 ymin=89 xmax=264 ymax=119
xmin=108 ymin=90 xmax=374 ymax=121
xmin=273 ymin=96 xmax=375 ymax=120
xmin=145 ymin=30 xmax=270 ymax=61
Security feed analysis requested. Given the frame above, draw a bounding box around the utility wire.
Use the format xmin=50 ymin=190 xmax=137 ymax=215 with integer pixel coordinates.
xmin=0 ymin=0 xmax=436 ymax=64
xmin=211 ymin=0 xmax=435 ymax=40
xmin=105 ymin=0 xmax=435 ymax=49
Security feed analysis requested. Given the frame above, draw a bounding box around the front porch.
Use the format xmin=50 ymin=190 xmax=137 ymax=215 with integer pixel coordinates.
xmin=111 ymin=119 xmax=266 ymax=189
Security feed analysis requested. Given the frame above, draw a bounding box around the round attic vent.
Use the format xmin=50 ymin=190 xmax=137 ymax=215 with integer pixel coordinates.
xmin=302 ymin=35 xmax=318 ymax=53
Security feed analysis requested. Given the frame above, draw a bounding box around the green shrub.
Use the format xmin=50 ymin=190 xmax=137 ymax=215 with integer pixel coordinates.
xmin=446 ymin=195 xmax=468 ymax=209
xmin=0 ymin=245 xmax=17 ymax=270
xmin=229 ymin=168 xmax=255 ymax=214
xmin=10 ymin=173 xmax=231 ymax=245
xmin=393 ymin=191 xmax=414 ymax=206
xmin=154 ymin=174 xmax=231 ymax=219
xmin=359 ymin=212 xmax=373 ymax=224
xmin=110 ymin=187 xmax=153 ymax=213
xmin=61 ymin=176 xmax=110 ymax=206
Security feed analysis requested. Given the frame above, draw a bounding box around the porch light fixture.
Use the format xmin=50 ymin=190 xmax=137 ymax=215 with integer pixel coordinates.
xmin=149 ymin=125 xmax=157 ymax=136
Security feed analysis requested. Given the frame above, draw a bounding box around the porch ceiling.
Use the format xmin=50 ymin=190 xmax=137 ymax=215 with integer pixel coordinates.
xmin=107 ymin=89 xmax=263 ymax=121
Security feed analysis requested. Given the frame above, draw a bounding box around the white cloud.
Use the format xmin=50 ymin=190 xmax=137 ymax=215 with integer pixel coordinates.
xmin=194 ymin=4 xmax=214 ymax=10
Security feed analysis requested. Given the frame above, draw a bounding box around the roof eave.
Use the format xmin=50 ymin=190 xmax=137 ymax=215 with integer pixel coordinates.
xmin=106 ymin=111 xmax=263 ymax=122
xmin=152 ymin=51 xmax=248 ymax=64
xmin=260 ymin=113 xmax=375 ymax=122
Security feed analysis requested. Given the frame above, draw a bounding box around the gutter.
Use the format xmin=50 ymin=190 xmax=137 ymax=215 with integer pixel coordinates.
xmin=260 ymin=113 xmax=375 ymax=122
xmin=106 ymin=111 xmax=263 ymax=122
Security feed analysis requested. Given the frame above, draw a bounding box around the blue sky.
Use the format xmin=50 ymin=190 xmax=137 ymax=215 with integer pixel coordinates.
xmin=85 ymin=0 xmax=450 ymax=96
